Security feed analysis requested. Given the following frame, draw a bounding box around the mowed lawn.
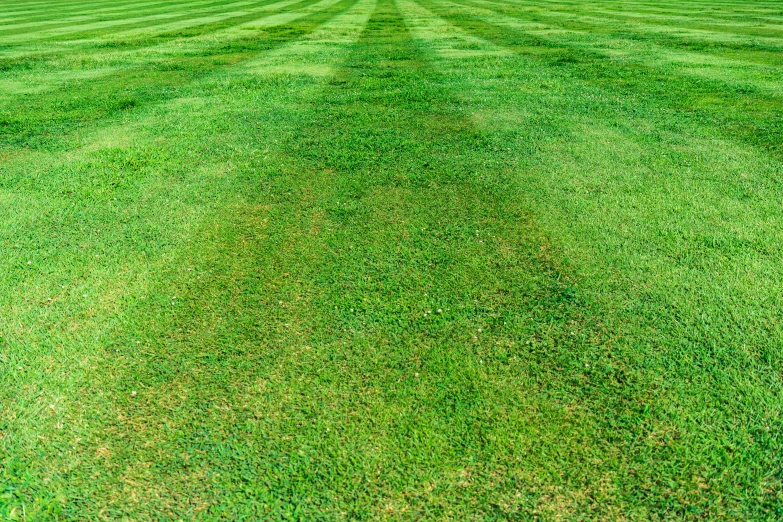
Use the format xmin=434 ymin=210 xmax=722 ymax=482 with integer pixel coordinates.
xmin=1 ymin=0 xmax=782 ymax=518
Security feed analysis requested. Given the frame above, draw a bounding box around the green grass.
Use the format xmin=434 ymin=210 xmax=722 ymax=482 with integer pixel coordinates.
xmin=1 ymin=0 xmax=782 ymax=518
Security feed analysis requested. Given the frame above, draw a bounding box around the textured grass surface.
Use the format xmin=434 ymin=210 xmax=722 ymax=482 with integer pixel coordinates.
xmin=1 ymin=0 xmax=783 ymax=519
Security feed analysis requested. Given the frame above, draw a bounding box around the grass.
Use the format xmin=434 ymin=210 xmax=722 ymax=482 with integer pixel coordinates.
xmin=1 ymin=0 xmax=782 ymax=518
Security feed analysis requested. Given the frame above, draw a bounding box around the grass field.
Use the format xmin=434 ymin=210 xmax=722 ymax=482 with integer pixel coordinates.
xmin=1 ymin=0 xmax=783 ymax=518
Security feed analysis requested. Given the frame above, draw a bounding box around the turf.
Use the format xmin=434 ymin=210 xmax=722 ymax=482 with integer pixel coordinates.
xmin=1 ymin=0 xmax=782 ymax=519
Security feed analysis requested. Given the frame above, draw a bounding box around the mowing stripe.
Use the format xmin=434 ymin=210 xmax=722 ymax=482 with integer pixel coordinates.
xmin=0 ymin=0 xmax=254 ymax=37
xmin=0 ymin=0 xmax=273 ymax=43
xmin=0 ymin=0 xmax=324 ymax=95
xmin=241 ymin=0 xmax=376 ymax=75
xmin=0 ymin=0 xmax=249 ymax=33
xmin=0 ymin=0 xmax=360 ymax=151
xmin=465 ymin=0 xmax=783 ymax=55
xmin=0 ymin=0 xmax=383 ymax=514
xmin=449 ymin=0 xmax=783 ymax=96
xmin=396 ymin=0 xmax=508 ymax=58
xmin=0 ymin=0 xmax=180 ymax=26
xmin=399 ymin=1 xmax=783 ymax=514
xmin=2 ymin=0 xmax=783 ymax=518
xmin=0 ymin=0 xmax=317 ymax=59
xmin=31 ymin=0 xmax=614 ymax=515
xmin=419 ymin=0 xmax=783 ymax=157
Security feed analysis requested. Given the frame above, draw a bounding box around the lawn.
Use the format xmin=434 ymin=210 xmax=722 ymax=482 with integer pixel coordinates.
xmin=1 ymin=0 xmax=782 ymax=518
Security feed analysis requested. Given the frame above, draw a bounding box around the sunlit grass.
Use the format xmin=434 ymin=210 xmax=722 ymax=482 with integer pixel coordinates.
xmin=1 ymin=0 xmax=782 ymax=519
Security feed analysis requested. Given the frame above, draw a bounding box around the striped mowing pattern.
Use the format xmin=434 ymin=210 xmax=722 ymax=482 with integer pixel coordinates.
xmin=2 ymin=0 xmax=782 ymax=519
